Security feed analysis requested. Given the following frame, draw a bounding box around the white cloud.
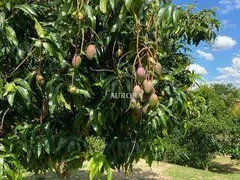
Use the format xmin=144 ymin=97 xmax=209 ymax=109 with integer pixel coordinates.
xmin=213 ymin=36 xmax=237 ymax=51
xmin=219 ymin=0 xmax=240 ymax=13
xmin=215 ymin=75 xmax=228 ymax=80
xmin=235 ymin=80 xmax=240 ymax=84
xmin=217 ymin=67 xmax=240 ymax=78
xmin=215 ymin=56 xmax=240 ymax=86
xmin=222 ymin=20 xmax=237 ymax=28
xmin=187 ymin=64 xmax=208 ymax=75
xmin=222 ymin=20 xmax=228 ymax=26
xmin=208 ymin=79 xmax=240 ymax=86
xmin=220 ymin=5 xmax=234 ymax=14
xmin=196 ymin=50 xmax=214 ymax=61
xmin=220 ymin=0 xmax=232 ymax=5
xmin=232 ymin=57 xmax=240 ymax=69
xmin=217 ymin=67 xmax=238 ymax=75
xmin=235 ymin=51 xmax=240 ymax=57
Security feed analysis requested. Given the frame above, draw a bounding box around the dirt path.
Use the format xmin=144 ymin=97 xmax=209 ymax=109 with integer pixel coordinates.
xmin=89 ymin=160 xmax=172 ymax=180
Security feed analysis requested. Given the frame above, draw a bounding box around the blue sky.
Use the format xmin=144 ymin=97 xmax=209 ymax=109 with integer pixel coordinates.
xmin=173 ymin=0 xmax=240 ymax=85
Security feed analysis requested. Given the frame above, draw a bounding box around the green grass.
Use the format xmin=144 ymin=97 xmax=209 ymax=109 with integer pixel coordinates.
xmin=22 ymin=156 xmax=240 ymax=180
xmin=165 ymin=164 xmax=240 ymax=180
xmin=164 ymin=156 xmax=240 ymax=180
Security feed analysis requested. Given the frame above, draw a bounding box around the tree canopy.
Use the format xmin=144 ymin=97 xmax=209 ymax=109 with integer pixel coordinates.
xmin=0 ymin=0 xmax=220 ymax=179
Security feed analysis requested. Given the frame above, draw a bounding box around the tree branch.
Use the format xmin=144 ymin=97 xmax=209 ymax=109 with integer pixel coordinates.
xmin=9 ymin=46 xmax=35 ymax=75
xmin=1 ymin=108 xmax=10 ymax=130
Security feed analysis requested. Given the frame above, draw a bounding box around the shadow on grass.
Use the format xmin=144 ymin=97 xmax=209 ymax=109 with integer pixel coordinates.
xmin=130 ymin=168 xmax=165 ymax=180
xmin=23 ymin=168 xmax=163 ymax=180
xmin=23 ymin=170 xmax=87 ymax=180
xmin=209 ymin=162 xmax=240 ymax=174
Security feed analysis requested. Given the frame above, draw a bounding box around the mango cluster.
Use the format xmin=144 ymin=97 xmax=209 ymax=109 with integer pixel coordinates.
xmin=130 ymin=59 xmax=162 ymax=123
xmin=68 ymin=44 xmax=97 ymax=93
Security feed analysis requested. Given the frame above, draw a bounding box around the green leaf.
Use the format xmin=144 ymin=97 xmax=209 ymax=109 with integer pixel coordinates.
xmin=5 ymin=25 xmax=18 ymax=46
xmin=47 ymin=32 xmax=62 ymax=49
xmin=43 ymin=139 xmax=50 ymax=154
xmin=106 ymin=166 xmax=112 ymax=180
xmin=160 ymin=104 xmax=175 ymax=118
xmin=84 ymin=5 xmax=96 ymax=29
xmin=158 ymin=7 xmax=166 ymax=24
xmin=100 ymin=0 xmax=108 ymax=13
xmin=16 ymin=86 xmax=31 ymax=108
xmin=0 ymin=155 xmax=3 ymax=177
xmin=43 ymin=42 xmax=55 ymax=56
xmin=132 ymin=0 xmax=144 ymax=14
xmin=48 ymin=81 xmax=64 ymax=114
xmin=158 ymin=109 xmax=167 ymax=127
xmin=0 ymin=77 xmax=3 ymax=98
xmin=57 ymin=91 xmax=71 ymax=110
xmin=14 ymin=78 xmax=31 ymax=91
xmin=109 ymin=0 xmax=117 ymax=11
xmin=0 ymin=12 xmax=5 ymax=28
xmin=56 ymin=139 xmax=68 ymax=152
xmin=37 ymin=142 xmax=42 ymax=158
xmin=58 ymin=0 xmax=73 ymax=18
xmin=173 ymin=8 xmax=181 ymax=25
xmin=161 ymin=75 xmax=174 ymax=81
xmin=105 ymin=161 xmax=112 ymax=180
xmin=76 ymin=89 xmax=91 ymax=98
xmin=34 ymin=40 xmax=42 ymax=48
xmin=68 ymin=141 xmax=75 ymax=152
xmin=7 ymin=91 xmax=16 ymax=106
xmin=5 ymin=3 xmax=10 ymax=10
xmin=167 ymin=6 xmax=173 ymax=23
xmin=14 ymin=4 xmax=37 ymax=17
xmin=88 ymin=155 xmax=105 ymax=180
xmin=57 ymin=52 xmax=64 ymax=66
xmin=124 ymin=0 xmax=133 ymax=11
xmin=52 ymin=0 xmax=62 ymax=6
xmin=4 ymin=82 xmax=15 ymax=96
xmin=34 ymin=18 xmax=45 ymax=38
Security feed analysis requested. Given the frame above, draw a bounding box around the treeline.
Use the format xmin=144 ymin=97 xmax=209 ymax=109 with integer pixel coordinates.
xmin=155 ymin=83 xmax=240 ymax=169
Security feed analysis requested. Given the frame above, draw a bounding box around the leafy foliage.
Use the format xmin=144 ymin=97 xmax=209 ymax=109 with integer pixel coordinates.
xmin=157 ymin=84 xmax=240 ymax=169
xmin=0 ymin=0 xmax=220 ymax=179
xmin=0 ymin=139 xmax=22 ymax=180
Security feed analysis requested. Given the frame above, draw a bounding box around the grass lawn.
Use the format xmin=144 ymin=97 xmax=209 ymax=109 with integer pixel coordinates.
xmin=23 ymin=156 xmax=240 ymax=180
xmin=164 ymin=156 xmax=240 ymax=180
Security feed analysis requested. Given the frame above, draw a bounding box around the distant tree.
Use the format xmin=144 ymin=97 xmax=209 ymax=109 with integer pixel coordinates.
xmin=157 ymin=83 xmax=240 ymax=169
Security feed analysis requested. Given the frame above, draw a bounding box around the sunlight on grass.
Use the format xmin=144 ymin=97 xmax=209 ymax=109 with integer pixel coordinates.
xmin=22 ymin=156 xmax=240 ymax=180
xmin=165 ymin=156 xmax=240 ymax=180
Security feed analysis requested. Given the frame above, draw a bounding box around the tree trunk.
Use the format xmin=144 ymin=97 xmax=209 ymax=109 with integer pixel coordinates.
xmin=53 ymin=161 xmax=71 ymax=180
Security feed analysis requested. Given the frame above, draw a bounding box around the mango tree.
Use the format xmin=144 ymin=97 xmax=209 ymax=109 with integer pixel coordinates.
xmin=0 ymin=0 xmax=220 ymax=179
